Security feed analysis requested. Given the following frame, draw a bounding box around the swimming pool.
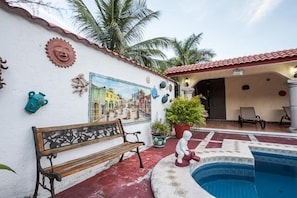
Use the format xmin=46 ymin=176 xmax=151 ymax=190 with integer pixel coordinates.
xmin=151 ymin=134 xmax=297 ymax=198
xmin=192 ymin=152 xmax=297 ymax=198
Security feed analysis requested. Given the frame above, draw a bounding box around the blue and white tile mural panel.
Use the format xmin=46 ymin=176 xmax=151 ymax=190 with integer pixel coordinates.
xmin=89 ymin=73 xmax=151 ymax=124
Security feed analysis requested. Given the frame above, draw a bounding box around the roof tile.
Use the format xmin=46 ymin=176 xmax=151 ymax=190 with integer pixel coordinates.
xmin=166 ymin=48 xmax=297 ymax=76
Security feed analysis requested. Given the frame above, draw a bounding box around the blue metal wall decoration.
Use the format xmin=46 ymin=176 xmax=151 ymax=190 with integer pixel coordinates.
xmin=25 ymin=91 xmax=48 ymax=113
xmin=160 ymin=81 xmax=166 ymax=89
xmin=151 ymin=86 xmax=159 ymax=99
xmin=161 ymin=94 xmax=169 ymax=103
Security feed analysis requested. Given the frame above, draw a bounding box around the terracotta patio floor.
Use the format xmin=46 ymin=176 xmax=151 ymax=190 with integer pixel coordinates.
xmin=56 ymin=121 xmax=296 ymax=198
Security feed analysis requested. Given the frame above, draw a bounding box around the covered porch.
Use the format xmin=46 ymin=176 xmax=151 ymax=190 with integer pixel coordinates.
xmin=166 ymin=49 xmax=297 ymax=133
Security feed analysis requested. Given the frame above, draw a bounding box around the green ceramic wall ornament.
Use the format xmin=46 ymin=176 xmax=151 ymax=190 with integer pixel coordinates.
xmin=160 ymin=81 xmax=166 ymax=89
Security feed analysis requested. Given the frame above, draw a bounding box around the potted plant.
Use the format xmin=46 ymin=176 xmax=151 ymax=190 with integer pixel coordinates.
xmin=165 ymin=96 xmax=206 ymax=139
xmin=151 ymin=119 xmax=170 ymax=148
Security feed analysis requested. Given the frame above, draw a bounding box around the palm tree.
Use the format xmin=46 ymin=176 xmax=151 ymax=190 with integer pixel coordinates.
xmin=67 ymin=0 xmax=171 ymax=67
xmin=167 ymin=33 xmax=216 ymax=66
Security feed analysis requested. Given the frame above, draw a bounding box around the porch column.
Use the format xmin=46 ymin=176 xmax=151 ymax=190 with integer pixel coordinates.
xmin=181 ymin=87 xmax=194 ymax=99
xmin=288 ymin=79 xmax=297 ymax=133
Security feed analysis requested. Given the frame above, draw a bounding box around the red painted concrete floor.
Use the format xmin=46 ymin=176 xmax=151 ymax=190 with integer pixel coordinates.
xmin=57 ymin=123 xmax=297 ymax=198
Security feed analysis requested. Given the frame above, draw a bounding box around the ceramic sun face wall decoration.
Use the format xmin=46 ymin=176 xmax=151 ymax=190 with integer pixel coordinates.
xmin=46 ymin=38 xmax=76 ymax=68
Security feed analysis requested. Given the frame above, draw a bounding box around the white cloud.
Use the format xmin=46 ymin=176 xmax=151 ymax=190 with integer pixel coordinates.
xmin=245 ymin=0 xmax=283 ymax=25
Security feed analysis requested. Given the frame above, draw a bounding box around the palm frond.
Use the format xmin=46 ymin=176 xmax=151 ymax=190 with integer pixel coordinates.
xmin=67 ymin=0 xmax=104 ymax=44
xmin=167 ymin=33 xmax=216 ymax=66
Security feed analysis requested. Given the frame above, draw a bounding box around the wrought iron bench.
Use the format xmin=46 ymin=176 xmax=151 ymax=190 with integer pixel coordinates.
xmin=32 ymin=119 xmax=144 ymax=198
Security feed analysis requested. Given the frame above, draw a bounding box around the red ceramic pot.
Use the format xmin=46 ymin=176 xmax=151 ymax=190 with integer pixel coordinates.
xmin=174 ymin=124 xmax=190 ymax=139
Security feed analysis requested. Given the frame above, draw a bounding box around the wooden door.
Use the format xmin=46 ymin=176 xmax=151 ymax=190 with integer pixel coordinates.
xmin=195 ymin=78 xmax=226 ymax=120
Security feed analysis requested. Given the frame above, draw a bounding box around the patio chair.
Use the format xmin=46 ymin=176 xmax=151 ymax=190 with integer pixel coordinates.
xmin=280 ymin=106 xmax=291 ymax=125
xmin=238 ymin=107 xmax=266 ymax=129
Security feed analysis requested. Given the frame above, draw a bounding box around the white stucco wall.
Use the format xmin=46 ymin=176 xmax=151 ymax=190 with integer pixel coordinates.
xmin=0 ymin=7 xmax=175 ymax=197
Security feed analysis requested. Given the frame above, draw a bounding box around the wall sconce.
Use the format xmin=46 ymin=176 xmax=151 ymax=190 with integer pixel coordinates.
xmin=232 ymin=68 xmax=243 ymax=76
xmin=185 ymin=77 xmax=190 ymax=87
xmin=294 ymin=65 xmax=297 ymax=78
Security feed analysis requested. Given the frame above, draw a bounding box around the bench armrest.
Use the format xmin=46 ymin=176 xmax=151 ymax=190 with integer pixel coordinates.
xmin=124 ymin=131 xmax=141 ymax=142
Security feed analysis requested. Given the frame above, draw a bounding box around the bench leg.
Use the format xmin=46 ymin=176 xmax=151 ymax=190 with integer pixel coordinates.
xmin=119 ymin=148 xmax=144 ymax=168
xmin=33 ymin=168 xmax=40 ymax=198
xmin=136 ymin=147 xmax=144 ymax=168
xmin=49 ymin=177 xmax=56 ymax=198
xmin=119 ymin=153 xmax=124 ymax=162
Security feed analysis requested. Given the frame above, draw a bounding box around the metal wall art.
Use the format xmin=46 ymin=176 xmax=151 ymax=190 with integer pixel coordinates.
xmin=71 ymin=74 xmax=89 ymax=96
xmin=162 ymin=94 xmax=169 ymax=103
xmin=0 ymin=57 xmax=8 ymax=89
xmin=151 ymin=86 xmax=159 ymax=99
xmin=160 ymin=81 xmax=166 ymax=89
xmin=46 ymin=38 xmax=76 ymax=68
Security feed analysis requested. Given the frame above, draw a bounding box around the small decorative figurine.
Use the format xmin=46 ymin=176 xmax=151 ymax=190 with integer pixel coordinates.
xmin=175 ymin=130 xmax=200 ymax=167
xmin=25 ymin=91 xmax=48 ymax=113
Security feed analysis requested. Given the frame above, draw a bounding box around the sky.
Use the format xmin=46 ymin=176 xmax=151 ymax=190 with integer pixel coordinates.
xmin=14 ymin=0 xmax=297 ymax=61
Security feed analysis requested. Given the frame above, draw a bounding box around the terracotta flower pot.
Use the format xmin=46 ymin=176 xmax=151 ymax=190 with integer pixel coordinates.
xmin=174 ymin=124 xmax=190 ymax=139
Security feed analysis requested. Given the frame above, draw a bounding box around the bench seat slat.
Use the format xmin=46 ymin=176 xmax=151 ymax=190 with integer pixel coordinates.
xmin=44 ymin=142 xmax=143 ymax=178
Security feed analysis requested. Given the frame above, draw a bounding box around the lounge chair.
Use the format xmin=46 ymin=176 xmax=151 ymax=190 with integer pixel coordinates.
xmin=280 ymin=106 xmax=291 ymax=125
xmin=238 ymin=107 xmax=266 ymax=129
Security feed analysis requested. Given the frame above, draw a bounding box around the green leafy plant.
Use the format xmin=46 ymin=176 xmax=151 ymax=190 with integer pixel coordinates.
xmin=0 ymin=163 xmax=16 ymax=173
xmin=165 ymin=96 xmax=206 ymax=127
xmin=150 ymin=119 xmax=169 ymax=136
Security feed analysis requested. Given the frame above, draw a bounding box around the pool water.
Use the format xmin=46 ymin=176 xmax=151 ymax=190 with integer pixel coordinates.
xmin=202 ymin=179 xmax=257 ymax=198
xmin=192 ymin=152 xmax=297 ymax=198
xmin=255 ymin=160 xmax=297 ymax=198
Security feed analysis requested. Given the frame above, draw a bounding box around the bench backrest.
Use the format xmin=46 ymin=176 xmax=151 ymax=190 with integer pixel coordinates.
xmin=32 ymin=119 xmax=126 ymax=157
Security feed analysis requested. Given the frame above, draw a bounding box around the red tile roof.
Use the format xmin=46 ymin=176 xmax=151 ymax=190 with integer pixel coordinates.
xmin=0 ymin=2 xmax=173 ymax=81
xmin=166 ymin=48 xmax=297 ymax=77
